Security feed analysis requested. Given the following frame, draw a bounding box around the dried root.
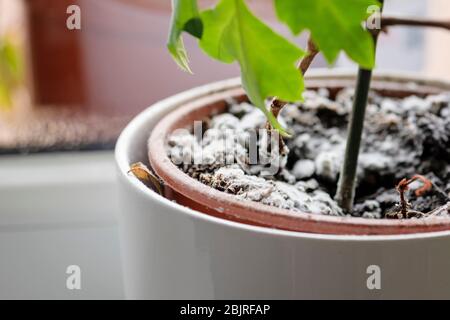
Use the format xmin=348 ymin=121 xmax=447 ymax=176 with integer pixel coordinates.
xmin=386 ymin=175 xmax=433 ymax=219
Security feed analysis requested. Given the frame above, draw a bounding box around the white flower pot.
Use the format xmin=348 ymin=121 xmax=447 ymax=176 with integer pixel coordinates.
xmin=115 ymin=71 xmax=450 ymax=299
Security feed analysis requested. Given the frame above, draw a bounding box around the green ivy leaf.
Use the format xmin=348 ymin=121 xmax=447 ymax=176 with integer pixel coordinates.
xmin=0 ymin=37 xmax=23 ymax=109
xmin=275 ymin=0 xmax=379 ymax=69
xmin=167 ymin=0 xmax=203 ymax=73
xmin=0 ymin=82 xmax=12 ymax=108
xmin=200 ymin=0 xmax=305 ymax=135
xmin=2 ymin=40 xmax=22 ymax=79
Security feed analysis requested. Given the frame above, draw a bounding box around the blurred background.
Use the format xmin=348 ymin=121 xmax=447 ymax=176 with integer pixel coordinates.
xmin=0 ymin=0 xmax=449 ymax=299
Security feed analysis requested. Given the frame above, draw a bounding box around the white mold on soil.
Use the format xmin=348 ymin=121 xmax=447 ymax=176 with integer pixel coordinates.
xmin=167 ymin=88 xmax=450 ymax=218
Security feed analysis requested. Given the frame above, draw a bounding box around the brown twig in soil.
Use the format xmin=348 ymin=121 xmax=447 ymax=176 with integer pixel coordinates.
xmin=395 ymin=175 xmax=433 ymax=218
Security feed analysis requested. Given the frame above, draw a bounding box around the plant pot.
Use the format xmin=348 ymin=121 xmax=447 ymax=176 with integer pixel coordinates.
xmin=116 ymin=70 xmax=450 ymax=299
xmin=148 ymin=71 xmax=450 ymax=236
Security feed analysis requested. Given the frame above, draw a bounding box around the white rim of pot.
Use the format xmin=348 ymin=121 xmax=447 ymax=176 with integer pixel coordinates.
xmin=115 ymin=69 xmax=450 ymax=242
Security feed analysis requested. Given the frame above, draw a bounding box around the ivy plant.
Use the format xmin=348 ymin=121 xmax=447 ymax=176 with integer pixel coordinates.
xmin=168 ymin=0 xmax=378 ymax=128
xmin=167 ymin=0 xmax=381 ymax=211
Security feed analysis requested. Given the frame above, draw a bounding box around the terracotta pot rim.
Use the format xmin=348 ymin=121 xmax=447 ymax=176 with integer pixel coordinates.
xmin=147 ymin=71 xmax=450 ymax=235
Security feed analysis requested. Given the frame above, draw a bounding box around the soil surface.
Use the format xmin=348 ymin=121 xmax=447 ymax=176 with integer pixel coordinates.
xmin=167 ymin=88 xmax=450 ymax=219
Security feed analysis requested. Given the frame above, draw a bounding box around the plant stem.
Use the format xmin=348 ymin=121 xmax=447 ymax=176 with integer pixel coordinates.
xmin=335 ymin=68 xmax=373 ymax=212
xmin=266 ymin=38 xmax=319 ymax=154
xmin=335 ymin=1 xmax=384 ymax=213
xmin=381 ymin=16 xmax=450 ymax=31
xmin=269 ymin=37 xmax=319 ymax=119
